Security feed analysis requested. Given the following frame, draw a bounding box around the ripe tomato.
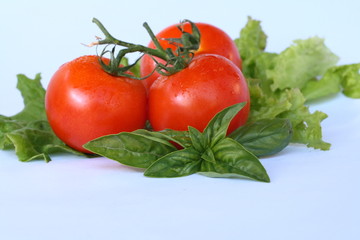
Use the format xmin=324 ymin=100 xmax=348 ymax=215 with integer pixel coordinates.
xmin=148 ymin=54 xmax=250 ymax=133
xmin=141 ymin=22 xmax=242 ymax=89
xmin=45 ymin=55 xmax=147 ymax=153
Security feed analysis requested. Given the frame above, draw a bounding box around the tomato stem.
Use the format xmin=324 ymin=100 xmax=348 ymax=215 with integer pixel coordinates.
xmin=92 ymin=18 xmax=169 ymax=61
xmin=90 ymin=18 xmax=201 ymax=79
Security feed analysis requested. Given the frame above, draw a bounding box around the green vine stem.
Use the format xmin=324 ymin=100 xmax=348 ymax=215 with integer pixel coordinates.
xmin=89 ymin=18 xmax=201 ymax=79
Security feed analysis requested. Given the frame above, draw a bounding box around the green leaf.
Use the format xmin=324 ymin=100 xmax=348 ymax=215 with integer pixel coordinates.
xmin=11 ymin=73 xmax=47 ymax=121
xmin=144 ymin=147 xmax=202 ymax=178
xmin=0 ymin=74 xmax=85 ymax=162
xmin=301 ymin=67 xmax=342 ymax=101
xmin=229 ymin=118 xmax=292 ymax=157
xmin=120 ymin=56 xmax=141 ymax=78
xmin=277 ymin=88 xmax=330 ymax=150
xmin=302 ymin=63 xmax=360 ymax=101
xmin=188 ymin=126 xmax=207 ymax=152
xmin=157 ymin=129 xmax=192 ymax=148
xmin=0 ymin=119 xmax=27 ymax=149
xmin=83 ymin=132 xmax=177 ymax=168
xmin=200 ymin=138 xmax=270 ymax=182
xmin=337 ymin=63 xmax=360 ymax=98
xmin=134 ymin=128 xmax=192 ymax=149
xmin=268 ymin=37 xmax=339 ymax=90
xmin=203 ymin=102 xmax=246 ymax=147
xmin=6 ymin=120 xmax=83 ymax=162
xmin=132 ymin=129 xmax=178 ymax=148
xmin=247 ymin=74 xmax=330 ymax=150
xmin=287 ymin=110 xmax=330 ymax=150
xmin=201 ymin=147 xmax=216 ymax=164
xmin=234 ymin=16 xmax=267 ymax=61
xmin=234 ymin=17 xmax=275 ymax=81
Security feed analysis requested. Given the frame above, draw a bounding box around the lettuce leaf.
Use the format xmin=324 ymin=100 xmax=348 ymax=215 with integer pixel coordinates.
xmin=268 ymin=37 xmax=339 ymax=91
xmin=335 ymin=63 xmax=360 ymax=98
xmin=235 ymin=17 xmax=332 ymax=150
xmin=0 ymin=74 xmax=85 ymax=162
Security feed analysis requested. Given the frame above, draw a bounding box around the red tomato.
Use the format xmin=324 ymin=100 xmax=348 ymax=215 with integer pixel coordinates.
xmin=45 ymin=55 xmax=147 ymax=153
xmin=148 ymin=54 xmax=250 ymax=133
xmin=141 ymin=22 xmax=242 ymax=89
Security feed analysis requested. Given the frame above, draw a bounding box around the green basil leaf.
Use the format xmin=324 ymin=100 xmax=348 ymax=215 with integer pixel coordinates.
xmin=83 ymin=132 xmax=177 ymax=168
xmin=132 ymin=129 xmax=177 ymax=148
xmin=200 ymin=138 xmax=270 ymax=182
xmin=144 ymin=147 xmax=201 ymax=178
xmin=188 ymin=126 xmax=207 ymax=152
xmin=229 ymin=118 xmax=292 ymax=157
xmin=201 ymin=147 xmax=216 ymax=164
xmin=203 ymin=102 xmax=246 ymax=147
xmin=158 ymin=129 xmax=192 ymax=148
xmin=134 ymin=128 xmax=192 ymax=149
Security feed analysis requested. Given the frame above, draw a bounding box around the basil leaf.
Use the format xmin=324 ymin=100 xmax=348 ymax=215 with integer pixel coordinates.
xmin=229 ymin=118 xmax=292 ymax=157
xmin=203 ymin=102 xmax=246 ymax=147
xmin=144 ymin=147 xmax=202 ymax=178
xmin=83 ymin=132 xmax=177 ymax=168
xmin=200 ymin=138 xmax=270 ymax=182
xmin=188 ymin=126 xmax=207 ymax=152
xmin=132 ymin=129 xmax=177 ymax=148
xmin=134 ymin=128 xmax=191 ymax=149
xmin=201 ymin=147 xmax=216 ymax=164
xmin=158 ymin=129 xmax=192 ymax=148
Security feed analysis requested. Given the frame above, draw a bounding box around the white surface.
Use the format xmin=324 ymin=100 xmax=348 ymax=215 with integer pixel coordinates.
xmin=1 ymin=1 xmax=360 ymax=239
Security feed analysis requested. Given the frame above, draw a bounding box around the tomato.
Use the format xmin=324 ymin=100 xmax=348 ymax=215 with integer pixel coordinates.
xmin=141 ymin=22 xmax=242 ymax=89
xmin=148 ymin=54 xmax=250 ymax=133
xmin=45 ymin=55 xmax=147 ymax=153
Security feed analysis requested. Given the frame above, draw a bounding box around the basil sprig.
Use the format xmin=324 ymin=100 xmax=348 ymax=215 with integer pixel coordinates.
xmin=84 ymin=103 xmax=281 ymax=182
xmin=229 ymin=118 xmax=292 ymax=157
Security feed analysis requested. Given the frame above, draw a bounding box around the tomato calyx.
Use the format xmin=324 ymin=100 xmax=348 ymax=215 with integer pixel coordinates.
xmin=90 ymin=18 xmax=201 ymax=79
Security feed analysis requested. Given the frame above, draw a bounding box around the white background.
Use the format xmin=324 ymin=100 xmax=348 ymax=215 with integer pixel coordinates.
xmin=1 ymin=0 xmax=360 ymax=239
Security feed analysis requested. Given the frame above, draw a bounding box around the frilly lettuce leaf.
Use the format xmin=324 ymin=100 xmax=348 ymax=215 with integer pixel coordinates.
xmin=333 ymin=63 xmax=360 ymax=98
xmin=268 ymin=37 xmax=339 ymax=91
xmin=234 ymin=17 xmax=339 ymax=150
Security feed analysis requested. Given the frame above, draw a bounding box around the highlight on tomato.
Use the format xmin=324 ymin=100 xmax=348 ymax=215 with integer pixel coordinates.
xmin=140 ymin=21 xmax=242 ymax=89
xmin=45 ymin=55 xmax=147 ymax=153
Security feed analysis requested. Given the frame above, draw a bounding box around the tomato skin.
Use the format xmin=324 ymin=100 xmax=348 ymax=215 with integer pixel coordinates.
xmin=141 ymin=22 xmax=242 ymax=89
xmin=45 ymin=55 xmax=147 ymax=153
xmin=148 ymin=54 xmax=250 ymax=133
